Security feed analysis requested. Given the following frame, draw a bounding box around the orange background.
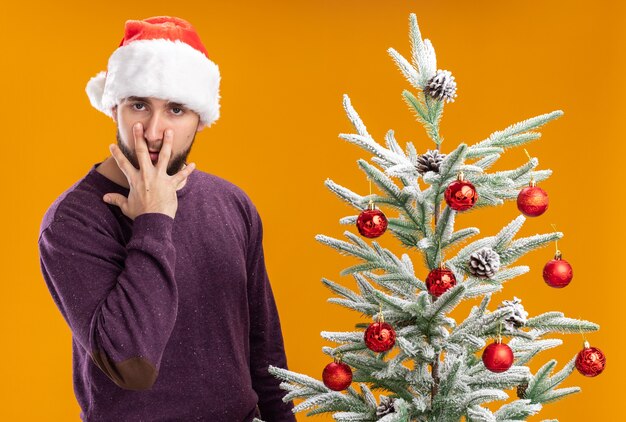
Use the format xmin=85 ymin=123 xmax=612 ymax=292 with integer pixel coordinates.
xmin=1 ymin=0 xmax=622 ymax=420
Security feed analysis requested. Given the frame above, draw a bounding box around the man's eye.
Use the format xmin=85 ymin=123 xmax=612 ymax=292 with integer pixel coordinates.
xmin=132 ymin=103 xmax=145 ymax=110
xmin=172 ymin=107 xmax=184 ymax=115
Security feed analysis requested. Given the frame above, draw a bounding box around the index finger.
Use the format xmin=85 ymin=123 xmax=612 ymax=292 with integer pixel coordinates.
xmin=109 ymin=143 xmax=136 ymax=181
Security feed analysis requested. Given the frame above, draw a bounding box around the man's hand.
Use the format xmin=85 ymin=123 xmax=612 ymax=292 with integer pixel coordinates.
xmin=102 ymin=123 xmax=196 ymax=220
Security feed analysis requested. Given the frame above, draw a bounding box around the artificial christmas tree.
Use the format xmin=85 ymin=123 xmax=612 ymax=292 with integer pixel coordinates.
xmin=268 ymin=13 xmax=603 ymax=422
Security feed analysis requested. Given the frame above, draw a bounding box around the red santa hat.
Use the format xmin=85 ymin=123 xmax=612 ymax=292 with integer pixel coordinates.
xmin=86 ymin=16 xmax=221 ymax=127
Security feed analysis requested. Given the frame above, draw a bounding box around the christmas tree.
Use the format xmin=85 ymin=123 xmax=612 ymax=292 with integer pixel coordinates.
xmin=268 ymin=13 xmax=605 ymax=422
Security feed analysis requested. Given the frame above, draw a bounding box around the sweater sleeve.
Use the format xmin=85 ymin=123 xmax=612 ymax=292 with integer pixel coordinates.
xmin=38 ymin=212 xmax=179 ymax=391
xmin=246 ymin=207 xmax=296 ymax=421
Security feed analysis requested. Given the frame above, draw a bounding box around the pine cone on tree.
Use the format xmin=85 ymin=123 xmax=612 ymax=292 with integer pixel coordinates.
xmin=416 ymin=149 xmax=446 ymax=175
xmin=497 ymin=297 xmax=529 ymax=331
xmin=376 ymin=395 xmax=396 ymax=417
xmin=517 ymin=382 xmax=529 ymax=399
xmin=424 ymin=69 xmax=458 ymax=103
xmin=468 ymin=247 xmax=501 ymax=279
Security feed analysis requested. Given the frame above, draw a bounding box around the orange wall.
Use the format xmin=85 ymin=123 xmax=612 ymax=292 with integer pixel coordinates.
xmin=2 ymin=0 xmax=622 ymax=420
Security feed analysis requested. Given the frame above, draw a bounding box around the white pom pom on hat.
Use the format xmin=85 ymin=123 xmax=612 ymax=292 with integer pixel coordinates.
xmin=85 ymin=16 xmax=221 ymax=127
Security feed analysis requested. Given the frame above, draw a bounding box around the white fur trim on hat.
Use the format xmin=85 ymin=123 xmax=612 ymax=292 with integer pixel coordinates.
xmin=85 ymin=39 xmax=221 ymax=126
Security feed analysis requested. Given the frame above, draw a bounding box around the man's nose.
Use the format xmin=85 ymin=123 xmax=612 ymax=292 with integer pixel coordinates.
xmin=142 ymin=111 xmax=168 ymax=143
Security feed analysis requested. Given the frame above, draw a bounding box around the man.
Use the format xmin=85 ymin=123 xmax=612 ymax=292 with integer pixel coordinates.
xmin=37 ymin=16 xmax=296 ymax=421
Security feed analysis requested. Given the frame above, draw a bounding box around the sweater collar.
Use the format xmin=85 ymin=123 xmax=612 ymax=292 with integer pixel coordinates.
xmin=87 ymin=161 xmax=195 ymax=198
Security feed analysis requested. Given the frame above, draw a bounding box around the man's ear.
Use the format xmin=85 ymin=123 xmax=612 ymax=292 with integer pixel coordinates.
xmin=111 ymin=105 xmax=118 ymax=123
xmin=196 ymin=121 xmax=206 ymax=132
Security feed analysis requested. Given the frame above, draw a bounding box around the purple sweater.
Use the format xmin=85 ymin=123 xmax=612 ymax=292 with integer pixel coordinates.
xmin=38 ymin=162 xmax=296 ymax=422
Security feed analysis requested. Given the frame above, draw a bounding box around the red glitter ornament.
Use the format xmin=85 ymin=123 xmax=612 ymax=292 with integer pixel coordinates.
xmin=543 ymin=251 xmax=573 ymax=288
xmin=482 ymin=340 xmax=514 ymax=373
xmin=426 ymin=266 xmax=457 ymax=298
xmin=517 ymin=180 xmax=549 ymax=217
xmin=444 ymin=172 xmax=478 ymax=211
xmin=356 ymin=202 xmax=388 ymax=238
xmin=575 ymin=341 xmax=606 ymax=377
xmin=322 ymin=357 xmax=353 ymax=391
xmin=364 ymin=321 xmax=396 ymax=352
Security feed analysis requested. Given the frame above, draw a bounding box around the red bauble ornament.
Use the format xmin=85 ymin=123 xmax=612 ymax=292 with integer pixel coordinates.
xmin=445 ymin=172 xmax=478 ymax=211
xmin=575 ymin=341 xmax=606 ymax=377
xmin=543 ymin=251 xmax=573 ymax=288
xmin=364 ymin=321 xmax=396 ymax=352
xmin=322 ymin=359 xmax=353 ymax=391
xmin=482 ymin=340 xmax=514 ymax=373
xmin=356 ymin=202 xmax=388 ymax=238
xmin=517 ymin=180 xmax=549 ymax=217
xmin=426 ymin=267 xmax=457 ymax=298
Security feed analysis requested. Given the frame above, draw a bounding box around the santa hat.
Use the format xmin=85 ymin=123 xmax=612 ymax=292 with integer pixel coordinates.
xmin=86 ymin=16 xmax=221 ymax=127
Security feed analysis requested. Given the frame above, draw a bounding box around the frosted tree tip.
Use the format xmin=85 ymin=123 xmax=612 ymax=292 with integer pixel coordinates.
xmin=313 ymin=234 xmax=326 ymax=242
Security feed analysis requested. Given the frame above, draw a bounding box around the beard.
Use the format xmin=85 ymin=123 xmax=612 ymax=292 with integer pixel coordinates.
xmin=116 ymin=127 xmax=197 ymax=176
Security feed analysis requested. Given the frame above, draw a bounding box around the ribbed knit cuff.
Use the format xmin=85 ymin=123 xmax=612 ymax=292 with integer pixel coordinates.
xmin=132 ymin=212 xmax=175 ymax=241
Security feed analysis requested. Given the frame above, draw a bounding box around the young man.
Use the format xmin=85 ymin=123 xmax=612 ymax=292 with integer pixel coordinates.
xmin=37 ymin=16 xmax=296 ymax=421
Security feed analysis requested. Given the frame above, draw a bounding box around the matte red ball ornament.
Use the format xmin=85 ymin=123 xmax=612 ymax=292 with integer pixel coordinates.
xmin=575 ymin=341 xmax=606 ymax=377
xmin=517 ymin=180 xmax=549 ymax=217
xmin=356 ymin=202 xmax=388 ymax=238
xmin=364 ymin=321 xmax=396 ymax=352
xmin=322 ymin=358 xmax=353 ymax=391
xmin=444 ymin=172 xmax=478 ymax=211
xmin=426 ymin=266 xmax=457 ymax=298
xmin=482 ymin=340 xmax=514 ymax=373
xmin=543 ymin=251 xmax=573 ymax=288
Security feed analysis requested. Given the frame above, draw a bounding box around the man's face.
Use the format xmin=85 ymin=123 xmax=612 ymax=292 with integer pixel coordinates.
xmin=112 ymin=96 xmax=206 ymax=176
